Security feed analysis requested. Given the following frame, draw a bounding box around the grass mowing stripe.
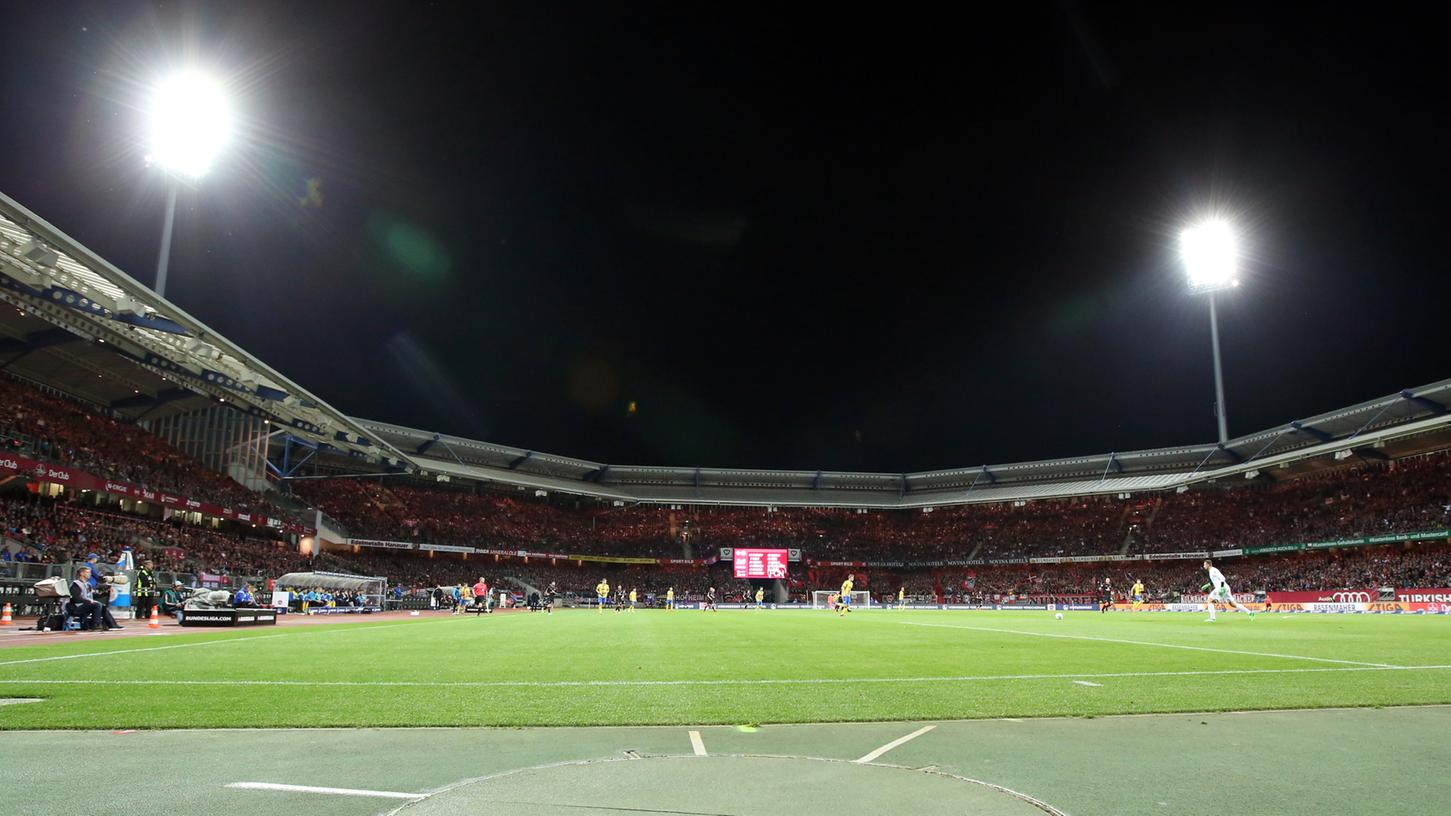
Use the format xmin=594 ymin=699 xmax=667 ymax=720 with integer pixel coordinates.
xmin=0 ymin=615 xmax=486 ymax=667
xmin=3 ymin=664 xmax=1448 ymax=687
xmin=887 ymin=619 xmax=1404 ymax=667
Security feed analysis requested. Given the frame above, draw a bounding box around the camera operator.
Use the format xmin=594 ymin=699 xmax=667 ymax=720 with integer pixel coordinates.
xmin=69 ymin=567 xmax=121 ymax=630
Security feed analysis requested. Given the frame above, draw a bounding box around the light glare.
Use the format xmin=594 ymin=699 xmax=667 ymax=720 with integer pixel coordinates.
xmin=1181 ymin=220 xmax=1238 ymax=292
xmin=148 ymin=72 xmax=232 ymax=178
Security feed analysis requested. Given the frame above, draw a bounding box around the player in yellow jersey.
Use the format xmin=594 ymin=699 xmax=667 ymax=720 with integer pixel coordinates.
xmin=665 ymin=587 xmax=675 ymax=610
xmin=837 ymin=574 xmax=855 ymax=616
xmin=1131 ymin=579 xmax=1145 ymax=612
xmin=754 ymin=586 xmax=765 ymax=610
xmin=595 ymin=579 xmax=610 ymax=613
xmin=629 ymin=587 xmax=637 ymax=611
xmin=897 ymin=586 xmax=905 ymax=609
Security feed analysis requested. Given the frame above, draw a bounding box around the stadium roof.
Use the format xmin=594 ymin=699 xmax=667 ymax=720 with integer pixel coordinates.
xmin=0 ymin=191 xmax=410 ymax=465
xmin=3 ymin=187 xmax=1449 ymax=510
xmin=351 ymin=377 xmax=1451 ymax=507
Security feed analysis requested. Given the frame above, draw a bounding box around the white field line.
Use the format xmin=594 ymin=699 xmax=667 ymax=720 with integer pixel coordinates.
xmin=0 ymin=617 xmax=476 ymax=668
xmin=0 ymin=697 xmax=42 ymax=706
xmin=4 ymin=664 xmax=1447 ymax=689
xmin=1072 ymin=680 xmax=1103 ymax=687
xmin=226 ymin=782 xmax=422 ymax=800
xmin=855 ymin=724 xmax=935 ymax=763
xmin=689 ymin=729 xmax=707 ymax=756
xmin=890 ymin=620 xmax=1403 ymax=668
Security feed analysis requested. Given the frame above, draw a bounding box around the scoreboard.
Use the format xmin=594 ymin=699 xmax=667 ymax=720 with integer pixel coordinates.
xmin=732 ymin=548 xmax=789 ymax=579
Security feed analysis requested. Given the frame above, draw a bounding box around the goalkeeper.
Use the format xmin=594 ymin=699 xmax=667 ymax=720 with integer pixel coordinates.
xmin=1201 ymin=560 xmax=1255 ymax=621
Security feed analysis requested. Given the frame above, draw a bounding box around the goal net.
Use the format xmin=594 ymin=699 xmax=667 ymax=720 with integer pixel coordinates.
xmin=811 ymin=590 xmax=872 ymax=610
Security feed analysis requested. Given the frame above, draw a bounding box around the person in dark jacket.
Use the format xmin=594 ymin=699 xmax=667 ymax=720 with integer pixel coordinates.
xmin=133 ymin=560 xmax=157 ymax=620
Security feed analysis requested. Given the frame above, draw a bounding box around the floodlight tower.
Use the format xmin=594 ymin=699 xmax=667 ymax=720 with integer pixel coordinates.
xmin=145 ymin=72 xmax=232 ymax=298
xmin=1181 ymin=219 xmax=1239 ymax=446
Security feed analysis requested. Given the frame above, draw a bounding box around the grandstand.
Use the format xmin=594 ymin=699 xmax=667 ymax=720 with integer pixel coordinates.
xmin=2 ymin=189 xmax=1450 ymax=815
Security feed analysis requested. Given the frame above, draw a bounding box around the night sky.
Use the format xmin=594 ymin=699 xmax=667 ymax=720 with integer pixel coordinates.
xmin=2 ymin=2 xmax=1449 ymax=472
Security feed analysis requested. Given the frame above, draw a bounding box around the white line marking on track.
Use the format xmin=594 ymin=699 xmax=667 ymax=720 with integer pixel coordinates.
xmin=855 ymin=724 xmax=936 ymax=763
xmin=2 ymin=664 xmax=1448 ymax=688
xmin=1072 ymin=680 xmax=1103 ymax=687
xmin=226 ymin=782 xmax=422 ymax=799
xmin=890 ymin=620 xmax=1402 ymax=668
xmin=689 ymin=729 xmax=707 ymax=756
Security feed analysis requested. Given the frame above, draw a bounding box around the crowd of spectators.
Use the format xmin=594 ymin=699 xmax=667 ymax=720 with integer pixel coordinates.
xmin=0 ymin=375 xmax=298 ymax=522
xmin=0 ymin=492 xmax=309 ymax=577
xmin=291 ymin=452 xmax=1451 ymax=567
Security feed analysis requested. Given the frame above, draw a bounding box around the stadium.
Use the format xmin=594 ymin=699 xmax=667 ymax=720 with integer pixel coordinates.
xmin=2 ymin=5 xmax=1450 ymax=816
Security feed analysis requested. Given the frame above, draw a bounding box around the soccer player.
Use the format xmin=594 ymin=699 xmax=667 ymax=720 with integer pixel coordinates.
xmin=1099 ymin=577 xmax=1113 ymax=613
xmin=595 ymin=578 xmax=610 ymax=613
xmin=1131 ymin=578 xmax=1145 ymax=612
xmin=629 ymin=587 xmax=637 ymax=612
xmin=544 ymin=581 xmax=557 ymax=615
xmin=754 ymin=586 xmax=765 ymax=610
xmin=1202 ymin=560 xmax=1255 ymax=621
xmin=897 ymin=586 xmax=905 ymax=610
xmin=665 ymin=587 xmax=675 ymax=611
xmin=838 ymin=574 xmax=855 ymax=616
xmin=705 ymin=587 xmax=718 ymax=611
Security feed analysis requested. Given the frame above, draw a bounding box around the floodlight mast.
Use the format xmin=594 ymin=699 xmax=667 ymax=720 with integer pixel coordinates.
xmin=1181 ymin=220 xmax=1239 ymax=446
xmin=146 ymin=72 xmax=231 ymax=299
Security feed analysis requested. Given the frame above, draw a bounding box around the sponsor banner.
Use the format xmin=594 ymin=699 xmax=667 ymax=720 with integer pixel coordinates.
xmin=1182 ymin=592 xmax=1257 ymax=604
xmin=1146 ymin=551 xmax=1209 ymax=561
xmin=1244 ymin=543 xmax=1305 ymax=554
xmin=568 ymin=554 xmax=660 ymax=564
xmin=1167 ymin=603 xmax=1207 ymax=612
xmin=985 ymin=558 xmax=1028 ymax=565
xmin=350 ymin=539 xmax=416 ymax=550
xmin=1211 ymin=548 xmax=1243 ymax=558
xmin=418 ymin=544 xmax=473 ymax=553
xmin=1111 ymin=602 xmax=1168 ymax=611
xmin=1406 ymin=602 xmax=1451 ymax=614
xmin=1394 ymin=588 xmax=1451 ymax=604
xmin=1266 ymin=589 xmax=1377 ymax=604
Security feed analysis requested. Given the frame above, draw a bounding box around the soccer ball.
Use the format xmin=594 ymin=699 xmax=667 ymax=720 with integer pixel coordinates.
xmin=1054 ymin=612 xmax=1064 ymax=620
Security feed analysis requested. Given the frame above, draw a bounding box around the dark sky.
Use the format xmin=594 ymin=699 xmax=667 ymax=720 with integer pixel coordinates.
xmin=2 ymin=2 xmax=1449 ymax=472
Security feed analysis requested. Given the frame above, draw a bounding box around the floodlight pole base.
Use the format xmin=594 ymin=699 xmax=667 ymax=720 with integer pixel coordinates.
xmin=153 ymin=180 xmax=177 ymax=299
xmin=1209 ymin=291 xmax=1229 ymax=445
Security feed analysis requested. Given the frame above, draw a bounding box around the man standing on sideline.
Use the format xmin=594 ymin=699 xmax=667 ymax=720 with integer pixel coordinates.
xmin=133 ymin=559 xmax=157 ymax=621
xmin=473 ymin=577 xmax=489 ymax=613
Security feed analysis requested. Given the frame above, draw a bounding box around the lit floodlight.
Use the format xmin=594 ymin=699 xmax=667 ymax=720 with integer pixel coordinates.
xmin=147 ymin=72 xmax=232 ymax=178
xmin=1180 ymin=219 xmax=1238 ymax=292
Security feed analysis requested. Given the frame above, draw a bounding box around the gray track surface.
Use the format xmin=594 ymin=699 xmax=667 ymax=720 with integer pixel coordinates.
xmin=4 ymin=706 xmax=1448 ymax=816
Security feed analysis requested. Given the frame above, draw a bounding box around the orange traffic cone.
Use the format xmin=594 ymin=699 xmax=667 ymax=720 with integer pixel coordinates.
xmin=0 ymin=603 xmax=11 ymax=625
xmin=147 ymin=606 xmax=160 ymax=629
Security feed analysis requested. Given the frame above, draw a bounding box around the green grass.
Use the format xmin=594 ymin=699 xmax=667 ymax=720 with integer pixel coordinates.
xmin=1 ymin=609 xmax=1448 ymax=729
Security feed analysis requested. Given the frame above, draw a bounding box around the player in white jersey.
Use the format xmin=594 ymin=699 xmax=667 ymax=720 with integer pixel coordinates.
xmin=1202 ymin=560 xmax=1255 ymax=621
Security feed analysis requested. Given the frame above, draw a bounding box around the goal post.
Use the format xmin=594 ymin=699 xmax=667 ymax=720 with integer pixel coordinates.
xmin=812 ymin=590 xmax=872 ymax=610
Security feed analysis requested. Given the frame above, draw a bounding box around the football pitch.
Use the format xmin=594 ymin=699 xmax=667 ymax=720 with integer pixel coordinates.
xmin=3 ymin=609 xmax=1450 ymax=816
xmin=1 ymin=608 xmax=1449 ymax=729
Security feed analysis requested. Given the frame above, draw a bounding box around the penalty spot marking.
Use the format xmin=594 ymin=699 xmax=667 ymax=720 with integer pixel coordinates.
xmin=855 ymin=724 xmax=936 ymax=763
xmin=890 ymin=620 xmax=1402 ymax=668
xmin=1072 ymin=680 xmax=1103 ymax=687
xmin=689 ymin=730 xmax=707 ymax=756
xmin=226 ymin=782 xmax=422 ymax=800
